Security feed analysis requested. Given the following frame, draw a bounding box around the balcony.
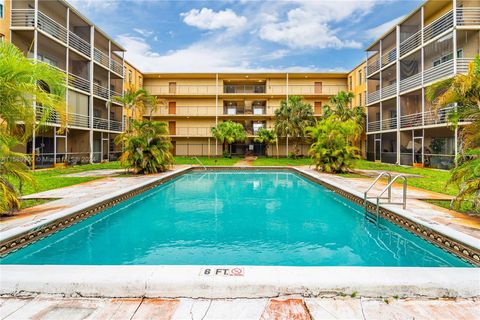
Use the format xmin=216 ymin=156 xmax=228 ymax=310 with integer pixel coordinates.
xmin=423 ymin=10 xmax=453 ymax=43
xmin=93 ymin=117 xmax=109 ymax=130
xmin=381 ymin=117 xmax=397 ymax=130
xmin=381 ymin=48 xmax=396 ymax=67
xmin=69 ymin=31 xmax=91 ymax=58
xmin=400 ymin=107 xmax=455 ymax=129
xmin=110 ymin=89 xmax=123 ymax=100
xmin=399 ymin=72 xmax=422 ymax=93
xmin=457 ymin=7 xmax=480 ymax=26
xmin=423 ymin=59 xmax=454 ymax=85
xmin=35 ymin=106 xmax=62 ymax=125
xmin=68 ymin=112 xmax=89 ymax=128
xmin=399 ymin=30 xmax=421 ymax=57
xmin=37 ymin=10 xmax=68 ymax=45
xmin=382 ymin=82 xmax=397 ymax=99
xmin=367 ymin=90 xmax=380 ymax=105
xmin=11 ymin=9 xmax=35 ymax=28
xmin=224 ymin=85 xmax=266 ymax=94
xmin=268 ymin=85 xmax=347 ymax=95
xmin=93 ymin=48 xmax=109 ymax=69
xmin=175 ymin=127 xmax=211 ymax=137
xmin=145 ymin=85 xmax=217 ymax=95
xmin=367 ymin=59 xmax=380 ymax=75
xmin=367 ymin=121 xmax=380 ymax=132
xmin=93 ymin=83 xmax=109 ymax=100
xmin=68 ymin=73 xmax=90 ymax=93
xmin=457 ymin=58 xmax=474 ymax=74
xmin=110 ymin=59 xmax=123 ymax=76
xmin=109 ymin=120 xmax=124 ymax=132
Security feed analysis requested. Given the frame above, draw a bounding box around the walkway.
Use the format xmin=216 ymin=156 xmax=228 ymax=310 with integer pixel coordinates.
xmin=233 ymin=156 xmax=257 ymax=166
xmin=1 ymin=295 xmax=478 ymax=319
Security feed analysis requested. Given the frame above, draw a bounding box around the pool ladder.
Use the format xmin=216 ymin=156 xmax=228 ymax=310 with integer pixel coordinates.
xmin=363 ymin=172 xmax=407 ymax=223
xmin=193 ymin=156 xmax=207 ymax=170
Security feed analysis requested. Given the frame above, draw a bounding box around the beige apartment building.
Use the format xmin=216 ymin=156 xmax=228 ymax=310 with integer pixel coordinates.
xmin=365 ymin=0 xmax=480 ymax=169
xmin=143 ymin=73 xmax=348 ymax=157
xmin=4 ymin=0 xmax=126 ymax=167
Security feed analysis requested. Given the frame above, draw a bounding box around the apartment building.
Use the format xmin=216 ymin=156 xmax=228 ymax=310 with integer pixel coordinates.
xmin=143 ymin=73 xmax=348 ymax=157
xmin=5 ymin=0 xmax=126 ymax=167
xmin=365 ymin=0 xmax=480 ymax=169
xmin=123 ymin=60 xmax=144 ymax=123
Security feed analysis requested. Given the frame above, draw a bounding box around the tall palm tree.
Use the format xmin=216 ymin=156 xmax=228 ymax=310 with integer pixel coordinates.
xmin=426 ymin=56 xmax=480 ymax=213
xmin=211 ymin=121 xmax=247 ymax=157
xmin=112 ymin=88 xmax=147 ymax=127
xmin=114 ymin=120 xmax=173 ymax=174
xmin=274 ymin=95 xmax=315 ymax=157
xmin=0 ymin=41 xmax=66 ymax=140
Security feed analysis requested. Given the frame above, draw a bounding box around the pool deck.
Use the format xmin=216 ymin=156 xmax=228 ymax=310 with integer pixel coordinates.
xmin=1 ymin=295 xmax=479 ymax=320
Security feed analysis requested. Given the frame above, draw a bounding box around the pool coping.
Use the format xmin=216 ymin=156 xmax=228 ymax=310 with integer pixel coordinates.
xmin=0 ymin=166 xmax=479 ymax=299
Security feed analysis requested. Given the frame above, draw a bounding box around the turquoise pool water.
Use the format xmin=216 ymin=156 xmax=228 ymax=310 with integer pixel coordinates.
xmin=1 ymin=171 xmax=471 ymax=266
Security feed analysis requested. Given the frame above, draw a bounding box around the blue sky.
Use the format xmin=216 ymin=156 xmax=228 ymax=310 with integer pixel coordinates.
xmin=70 ymin=0 xmax=422 ymax=73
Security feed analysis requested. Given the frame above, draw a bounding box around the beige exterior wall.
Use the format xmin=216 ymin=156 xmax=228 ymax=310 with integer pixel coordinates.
xmin=348 ymin=62 xmax=367 ymax=108
xmin=0 ymin=0 xmax=10 ymax=41
xmin=123 ymin=60 xmax=144 ymax=122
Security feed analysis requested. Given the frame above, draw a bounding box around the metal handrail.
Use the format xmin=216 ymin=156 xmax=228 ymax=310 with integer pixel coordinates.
xmin=193 ymin=156 xmax=207 ymax=170
xmin=363 ymin=171 xmax=392 ymax=213
xmin=375 ymin=175 xmax=407 ymax=220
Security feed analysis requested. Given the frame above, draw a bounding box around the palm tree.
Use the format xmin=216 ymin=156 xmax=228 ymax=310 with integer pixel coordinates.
xmin=426 ymin=56 xmax=480 ymax=213
xmin=254 ymin=128 xmax=277 ymax=157
xmin=274 ymin=95 xmax=315 ymax=157
xmin=114 ymin=120 xmax=173 ymax=174
xmin=211 ymin=121 xmax=247 ymax=157
xmin=112 ymin=88 xmax=147 ymax=127
xmin=306 ymin=116 xmax=360 ymax=173
xmin=0 ymin=41 xmax=66 ymax=140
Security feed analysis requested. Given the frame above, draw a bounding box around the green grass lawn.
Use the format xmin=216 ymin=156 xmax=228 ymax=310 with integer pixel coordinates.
xmin=173 ymin=156 xmax=240 ymax=166
xmin=252 ymin=157 xmax=314 ymax=166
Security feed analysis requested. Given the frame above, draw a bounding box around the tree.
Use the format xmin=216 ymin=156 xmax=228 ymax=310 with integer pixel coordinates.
xmin=0 ymin=41 xmax=66 ymax=214
xmin=115 ymin=120 xmax=173 ymax=174
xmin=274 ymin=95 xmax=315 ymax=157
xmin=0 ymin=41 xmax=66 ymax=140
xmin=211 ymin=121 xmax=246 ymax=157
xmin=426 ymin=56 xmax=480 ymax=213
xmin=306 ymin=116 xmax=360 ymax=173
xmin=112 ymin=88 xmax=147 ymax=126
xmin=254 ymin=128 xmax=277 ymax=157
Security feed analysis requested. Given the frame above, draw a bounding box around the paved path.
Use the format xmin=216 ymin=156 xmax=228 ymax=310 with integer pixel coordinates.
xmin=301 ymin=167 xmax=480 ymax=240
xmin=62 ymin=169 xmax=126 ymax=177
xmin=0 ymin=295 xmax=478 ymax=319
xmin=233 ymin=156 xmax=257 ymax=167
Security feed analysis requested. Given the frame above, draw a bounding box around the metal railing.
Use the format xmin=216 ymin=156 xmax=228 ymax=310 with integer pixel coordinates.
xmin=400 ymin=106 xmax=455 ymax=129
xmin=381 ymin=82 xmax=397 ymax=99
xmin=110 ymin=59 xmax=123 ymax=75
xmin=367 ymin=90 xmax=380 ymax=105
xmin=400 ymin=72 xmax=422 ymax=93
xmin=93 ymin=48 xmax=109 ymax=68
xmin=35 ymin=106 xmax=62 ymax=125
xmin=457 ymin=58 xmax=474 ymax=74
xmin=93 ymin=83 xmax=109 ymax=99
xmin=423 ymin=10 xmax=453 ymax=43
xmin=269 ymin=85 xmax=348 ymax=95
xmin=109 ymin=120 xmax=123 ymax=132
xmin=367 ymin=59 xmax=380 ymax=75
xmin=68 ymin=73 xmax=90 ymax=93
xmin=69 ymin=31 xmax=91 ymax=57
xmin=110 ymin=89 xmax=122 ymax=99
xmin=224 ymin=85 xmax=266 ymax=94
xmin=175 ymin=127 xmax=211 ymax=136
xmin=68 ymin=112 xmax=89 ymax=128
xmin=399 ymin=29 xmax=421 ymax=57
xmin=11 ymin=9 xmax=35 ymax=27
xmin=364 ymin=171 xmax=392 ymax=214
xmin=93 ymin=117 xmax=109 ymax=130
xmin=423 ymin=59 xmax=454 ymax=85
xmin=367 ymin=121 xmax=381 ymax=132
xmin=375 ymin=175 xmax=407 ymax=220
xmin=457 ymin=7 xmax=480 ymax=26
xmin=37 ymin=10 xmax=68 ymax=44
xmin=381 ymin=117 xmax=397 ymax=130
xmin=381 ymin=47 xmax=396 ymax=67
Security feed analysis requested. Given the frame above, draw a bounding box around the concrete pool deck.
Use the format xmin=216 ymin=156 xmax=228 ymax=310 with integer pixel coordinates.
xmin=1 ymin=295 xmax=479 ymax=319
xmin=1 ymin=165 xmax=479 ymax=302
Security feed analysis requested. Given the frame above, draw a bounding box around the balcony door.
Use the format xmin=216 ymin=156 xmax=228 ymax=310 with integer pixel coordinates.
xmin=168 ymin=101 xmax=176 ymax=115
xmin=314 ymin=82 xmax=323 ymax=94
xmin=168 ymin=121 xmax=176 ymax=136
xmin=374 ymin=136 xmax=381 ymax=162
xmin=314 ymin=101 xmax=322 ymax=115
xmin=169 ymin=82 xmax=177 ymax=94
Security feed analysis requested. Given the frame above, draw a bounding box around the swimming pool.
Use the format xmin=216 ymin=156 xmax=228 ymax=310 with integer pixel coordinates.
xmin=1 ymin=171 xmax=472 ymax=267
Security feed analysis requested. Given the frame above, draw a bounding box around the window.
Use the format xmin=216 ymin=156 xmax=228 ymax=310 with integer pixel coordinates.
xmin=457 ymin=49 xmax=463 ymax=58
xmin=0 ymin=34 xmax=4 ymax=42
xmin=128 ymin=70 xmax=132 ymax=84
xmin=358 ymin=93 xmax=362 ymax=106
xmin=349 ymin=76 xmax=352 ymax=90
xmin=138 ymin=76 xmax=142 ymax=88
xmin=0 ymin=0 xmax=4 ymax=19
xmin=358 ymin=70 xmax=362 ymax=85
xmin=364 ymin=90 xmax=367 ymax=105
xmin=364 ymin=66 xmax=367 ymax=83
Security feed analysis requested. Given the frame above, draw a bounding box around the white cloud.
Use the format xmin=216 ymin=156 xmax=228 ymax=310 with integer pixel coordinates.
xmin=257 ymin=0 xmax=380 ymax=49
xmin=181 ymin=8 xmax=247 ymax=30
xmin=366 ymin=15 xmax=405 ymax=40
xmin=133 ymin=28 xmax=154 ymax=37
xmin=69 ymin=0 xmax=119 ymax=11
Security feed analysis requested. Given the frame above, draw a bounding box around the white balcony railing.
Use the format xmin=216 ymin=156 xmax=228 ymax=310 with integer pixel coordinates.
xmin=423 ymin=10 xmax=453 ymax=43
xmin=68 ymin=112 xmax=89 ymax=128
xmin=175 ymin=127 xmax=211 ymax=137
xmin=367 ymin=59 xmax=380 ymax=75
xmin=457 ymin=58 xmax=474 ymax=74
xmin=93 ymin=117 xmax=109 ymax=130
xmin=37 ymin=10 xmax=68 ymax=44
xmin=93 ymin=48 xmax=110 ymax=68
xmin=400 ymin=72 xmax=422 ymax=93
xmin=11 ymin=9 xmax=35 ymax=27
xmin=457 ymin=7 xmax=480 ymax=26
xmin=109 ymin=120 xmax=123 ymax=132
xmin=381 ymin=47 xmax=396 ymax=67
xmin=423 ymin=59 xmax=454 ymax=85
xmin=382 ymin=82 xmax=397 ymax=99
xmin=69 ymin=31 xmax=91 ymax=58
xmin=367 ymin=121 xmax=380 ymax=132
xmin=93 ymin=83 xmax=109 ymax=100
xmin=399 ymin=29 xmax=421 ymax=57
xmin=367 ymin=90 xmax=380 ymax=105
xmin=35 ymin=106 xmax=62 ymax=125
xmin=268 ymin=85 xmax=348 ymax=95
xmin=381 ymin=117 xmax=397 ymax=130
xmin=110 ymin=59 xmax=123 ymax=76
xmin=68 ymin=73 xmax=90 ymax=93
xmin=400 ymin=107 xmax=456 ymax=129
xmin=110 ymin=89 xmax=123 ymax=99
